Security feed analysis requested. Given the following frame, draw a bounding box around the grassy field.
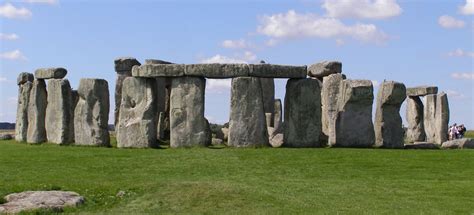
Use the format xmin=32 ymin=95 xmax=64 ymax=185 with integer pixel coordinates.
xmin=1 ymin=139 xmax=473 ymax=214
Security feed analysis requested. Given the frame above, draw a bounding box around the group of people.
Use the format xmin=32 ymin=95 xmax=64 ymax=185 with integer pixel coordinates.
xmin=448 ymin=123 xmax=467 ymax=140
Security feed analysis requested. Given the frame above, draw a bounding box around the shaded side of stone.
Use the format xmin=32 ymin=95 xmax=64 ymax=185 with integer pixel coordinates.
xmin=406 ymin=96 xmax=425 ymax=142
xmin=17 ymin=72 xmax=34 ymax=85
xmin=260 ymin=78 xmax=275 ymax=126
xmin=27 ymin=79 xmax=47 ymax=143
xmin=273 ymin=99 xmax=282 ymax=130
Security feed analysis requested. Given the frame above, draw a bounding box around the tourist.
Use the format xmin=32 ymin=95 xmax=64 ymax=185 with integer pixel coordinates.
xmin=449 ymin=124 xmax=459 ymax=140
xmin=458 ymin=124 xmax=467 ymax=139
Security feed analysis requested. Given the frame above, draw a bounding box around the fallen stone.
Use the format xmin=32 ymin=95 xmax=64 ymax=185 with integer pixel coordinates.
xmin=74 ymin=78 xmax=110 ymax=146
xmin=441 ymin=138 xmax=474 ymax=149
xmin=404 ymin=142 xmax=439 ymax=149
xmin=117 ymin=77 xmax=157 ymax=148
xmin=27 ymin=79 xmax=47 ymax=144
xmin=114 ymin=57 xmax=141 ymax=127
xmin=268 ymin=124 xmax=284 ymax=148
xmin=249 ymin=64 xmax=307 ymax=78
xmin=34 ymin=68 xmax=67 ymax=79
xmin=212 ymin=138 xmax=224 ymax=146
xmin=170 ymin=77 xmax=211 ymax=147
xmin=307 ymin=61 xmax=342 ymax=78
xmin=321 ymin=73 xmax=344 ymax=145
xmin=273 ymin=99 xmax=282 ymax=130
xmin=17 ymin=72 xmax=34 ymax=85
xmin=334 ymin=80 xmax=375 ymax=147
xmin=15 ymin=81 xmax=32 ymax=142
xmin=406 ymin=86 xmax=438 ymax=97
xmin=374 ymin=81 xmax=406 ymax=148
xmin=228 ymin=77 xmax=269 ymax=147
xmin=45 ymin=79 xmax=74 ymax=144
xmin=406 ymin=96 xmax=426 ymax=142
xmin=0 ymin=134 xmax=13 ymax=140
xmin=0 ymin=191 xmax=84 ymax=214
xmin=185 ymin=64 xmax=249 ymax=78
xmin=284 ymin=78 xmax=322 ymax=147
xmin=132 ymin=64 xmax=185 ymax=77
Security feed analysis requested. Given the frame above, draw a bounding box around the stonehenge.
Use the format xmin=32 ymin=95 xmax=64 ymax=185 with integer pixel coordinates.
xmin=12 ymin=59 xmax=453 ymax=150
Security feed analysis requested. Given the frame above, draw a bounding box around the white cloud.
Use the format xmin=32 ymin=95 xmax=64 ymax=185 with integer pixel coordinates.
xmin=200 ymin=51 xmax=257 ymax=64
xmin=0 ymin=33 xmax=19 ymax=41
xmin=257 ymin=10 xmax=389 ymax=44
xmin=0 ymin=50 xmax=27 ymax=60
xmin=265 ymin=38 xmax=279 ymax=47
xmin=221 ymin=39 xmax=250 ymax=49
xmin=438 ymin=15 xmax=465 ymax=29
xmin=446 ymin=90 xmax=466 ymax=99
xmin=451 ymin=72 xmax=474 ymax=80
xmin=322 ymin=0 xmax=402 ymax=19
xmin=22 ymin=0 xmax=58 ymax=5
xmin=0 ymin=3 xmax=32 ymax=19
xmin=459 ymin=0 xmax=474 ymax=15
xmin=447 ymin=48 xmax=474 ymax=58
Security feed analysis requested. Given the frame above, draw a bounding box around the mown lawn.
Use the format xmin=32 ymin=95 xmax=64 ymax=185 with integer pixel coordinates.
xmin=0 ymin=139 xmax=473 ymax=214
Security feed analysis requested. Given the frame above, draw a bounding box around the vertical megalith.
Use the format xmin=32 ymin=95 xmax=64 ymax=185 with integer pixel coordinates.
xmin=425 ymin=93 xmax=449 ymax=144
xmin=117 ymin=77 xmax=157 ymax=148
xmin=46 ymin=79 xmax=74 ymax=144
xmin=27 ymin=79 xmax=47 ymax=143
xmin=114 ymin=57 xmax=141 ymax=127
xmin=15 ymin=72 xmax=34 ymax=142
xmin=334 ymin=80 xmax=375 ymax=147
xmin=374 ymin=81 xmax=407 ymax=148
xmin=406 ymin=96 xmax=425 ymax=142
xmin=74 ymin=79 xmax=110 ymax=146
xmin=321 ymin=73 xmax=344 ymax=145
xmin=284 ymin=78 xmax=322 ymax=147
xmin=273 ymin=99 xmax=282 ymax=130
xmin=260 ymin=78 xmax=275 ymax=127
xmin=228 ymin=77 xmax=269 ymax=147
xmin=170 ymin=77 xmax=210 ymax=147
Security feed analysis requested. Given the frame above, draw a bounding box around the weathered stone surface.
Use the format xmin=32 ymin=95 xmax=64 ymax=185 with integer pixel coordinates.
xmin=249 ymin=64 xmax=307 ymax=78
xmin=268 ymin=124 xmax=284 ymax=148
xmin=170 ymin=77 xmax=211 ymax=147
xmin=114 ymin=57 xmax=141 ymax=72
xmin=0 ymin=134 xmax=13 ymax=140
xmin=117 ymin=77 xmax=157 ymax=148
xmin=424 ymin=93 xmax=449 ymax=144
xmin=221 ymin=127 xmax=229 ymax=142
xmin=145 ymin=59 xmax=172 ymax=65
xmin=260 ymin=78 xmax=275 ymax=127
xmin=27 ymin=79 xmax=47 ymax=143
xmin=132 ymin=64 xmax=185 ymax=77
xmin=17 ymin=72 xmax=34 ymax=85
xmin=228 ymin=77 xmax=269 ymax=147
xmin=334 ymin=80 xmax=375 ymax=147
xmin=284 ymin=78 xmax=322 ymax=147
xmin=185 ymin=64 xmax=249 ymax=78
xmin=114 ymin=58 xmax=141 ymax=127
xmin=46 ymin=79 xmax=74 ymax=144
xmin=15 ymin=81 xmax=32 ymax=142
xmin=34 ymin=68 xmax=67 ymax=79
xmin=273 ymin=99 xmax=282 ymax=130
xmin=441 ymin=138 xmax=474 ymax=149
xmin=406 ymin=96 xmax=425 ymax=142
xmin=321 ymin=73 xmax=344 ymax=145
xmin=374 ymin=81 xmax=407 ymax=148
xmin=404 ymin=142 xmax=439 ymax=149
xmin=212 ymin=138 xmax=224 ymax=146
xmin=406 ymin=86 xmax=438 ymax=97
xmin=157 ymin=112 xmax=166 ymax=140
xmin=307 ymin=61 xmax=342 ymax=78
xmin=0 ymin=191 xmax=84 ymax=214
xmin=74 ymin=79 xmax=110 ymax=146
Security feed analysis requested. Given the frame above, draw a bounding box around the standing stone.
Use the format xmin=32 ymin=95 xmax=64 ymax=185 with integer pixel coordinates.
xmin=260 ymin=78 xmax=275 ymax=127
xmin=114 ymin=57 xmax=141 ymax=127
xmin=15 ymin=79 xmax=33 ymax=142
xmin=74 ymin=79 xmax=110 ymax=146
xmin=26 ymin=79 xmax=47 ymax=143
xmin=284 ymin=78 xmax=322 ymax=147
xmin=45 ymin=79 xmax=74 ymax=144
xmin=17 ymin=72 xmax=34 ymax=85
xmin=117 ymin=77 xmax=157 ymax=148
xmin=424 ymin=92 xmax=450 ymax=145
xmin=374 ymin=81 xmax=407 ymax=148
xmin=170 ymin=77 xmax=211 ymax=147
xmin=273 ymin=99 xmax=282 ymax=130
xmin=321 ymin=73 xmax=344 ymax=144
xmin=406 ymin=96 xmax=425 ymax=142
xmin=228 ymin=77 xmax=269 ymax=147
xmin=334 ymin=80 xmax=375 ymax=147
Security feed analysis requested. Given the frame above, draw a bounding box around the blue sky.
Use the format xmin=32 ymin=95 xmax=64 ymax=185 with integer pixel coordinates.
xmin=1 ymin=0 xmax=473 ymax=128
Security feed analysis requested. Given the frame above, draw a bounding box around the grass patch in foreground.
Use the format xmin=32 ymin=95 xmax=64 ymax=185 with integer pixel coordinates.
xmin=0 ymin=140 xmax=473 ymax=214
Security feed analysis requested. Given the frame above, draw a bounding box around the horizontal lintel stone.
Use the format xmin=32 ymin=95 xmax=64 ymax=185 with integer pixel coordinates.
xmin=406 ymin=86 xmax=438 ymax=97
xmin=132 ymin=64 xmax=185 ymax=77
xmin=185 ymin=64 xmax=249 ymax=78
xmin=249 ymin=64 xmax=307 ymax=78
xmin=34 ymin=68 xmax=67 ymax=79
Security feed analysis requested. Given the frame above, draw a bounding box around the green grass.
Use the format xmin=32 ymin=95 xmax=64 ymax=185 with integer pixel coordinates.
xmin=0 ymin=140 xmax=473 ymax=214
xmin=464 ymin=130 xmax=474 ymax=138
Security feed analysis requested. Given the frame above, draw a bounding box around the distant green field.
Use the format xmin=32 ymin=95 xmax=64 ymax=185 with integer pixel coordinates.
xmin=465 ymin=130 xmax=474 ymax=138
xmin=1 ymin=140 xmax=473 ymax=214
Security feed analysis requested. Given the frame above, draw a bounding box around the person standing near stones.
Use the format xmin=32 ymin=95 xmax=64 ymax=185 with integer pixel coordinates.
xmin=458 ymin=124 xmax=466 ymax=138
xmin=449 ymin=123 xmax=458 ymax=140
